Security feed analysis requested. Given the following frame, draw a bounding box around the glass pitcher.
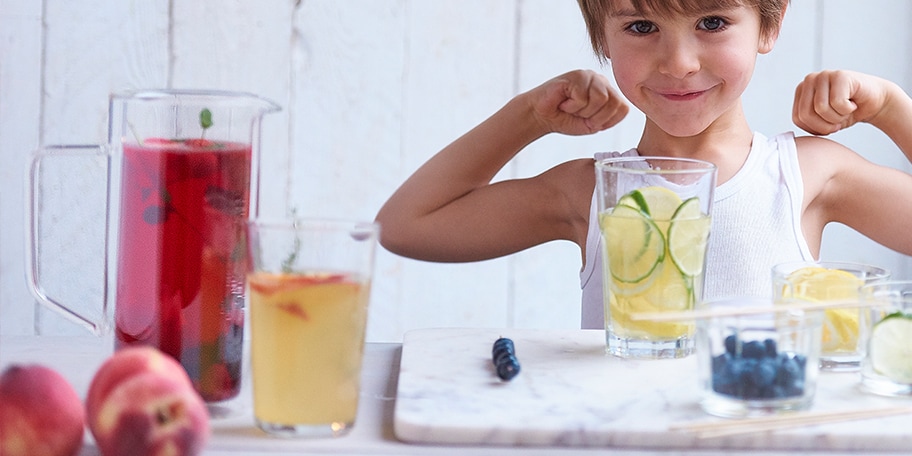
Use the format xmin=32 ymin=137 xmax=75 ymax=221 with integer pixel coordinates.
xmin=28 ymin=89 xmax=280 ymax=404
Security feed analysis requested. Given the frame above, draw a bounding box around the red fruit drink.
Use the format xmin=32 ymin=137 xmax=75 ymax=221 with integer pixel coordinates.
xmin=114 ymin=138 xmax=251 ymax=402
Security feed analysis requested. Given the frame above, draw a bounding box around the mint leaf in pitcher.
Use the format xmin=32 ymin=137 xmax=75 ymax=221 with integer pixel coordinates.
xmin=200 ymin=108 xmax=213 ymax=130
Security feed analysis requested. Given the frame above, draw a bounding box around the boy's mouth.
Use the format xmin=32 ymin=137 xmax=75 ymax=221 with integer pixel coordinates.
xmin=658 ymin=89 xmax=708 ymax=101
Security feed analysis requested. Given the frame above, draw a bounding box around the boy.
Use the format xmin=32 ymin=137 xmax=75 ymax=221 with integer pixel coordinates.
xmin=375 ymin=0 xmax=912 ymax=328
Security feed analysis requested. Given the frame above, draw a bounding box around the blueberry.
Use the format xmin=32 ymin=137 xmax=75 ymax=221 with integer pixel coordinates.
xmin=724 ymin=334 xmax=738 ymax=355
xmin=764 ymin=338 xmax=778 ymax=357
xmin=717 ymin=357 xmax=756 ymax=399
xmin=777 ymin=354 xmax=802 ymax=382
xmin=741 ymin=384 xmax=762 ymax=399
xmin=750 ymin=358 xmax=778 ymax=388
xmin=495 ymin=354 xmax=521 ymax=381
xmin=712 ymin=354 xmax=737 ymax=392
xmin=720 ymin=357 xmax=742 ymax=382
xmin=492 ymin=337 xmax=515 ymax=366
xmin=775 ymin=353 xmax=806 ymax=396
xmin=713 ymin=383 xmax=737 ymax=396
xmin=492 ymin=338 xmax=520 ymax=381
xmin=738 ymin=358 xmax=759 ymax=383
xmin=712 ymin=353 xmax=730 ymax=373
xmin=742 ymin=340 xmax=766 ymax=359
xmin=493 ymin=349 xmax=514 ymax=367
xmin=770 ymin=385 xmax=788 ymax=398
xmin=784 ymin=379 xmax=805 ymax=398
xmin=492 ymin=338 xmax=514 ymax=357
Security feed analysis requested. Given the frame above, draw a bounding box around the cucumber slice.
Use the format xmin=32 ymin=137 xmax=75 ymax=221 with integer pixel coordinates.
xmin=667 ymin=197 xmax=710 ymax=277
xmin=869 ymin=312 xmax=912 ymax=384
xmin=600 ymin=205 xmax=665 ymax=283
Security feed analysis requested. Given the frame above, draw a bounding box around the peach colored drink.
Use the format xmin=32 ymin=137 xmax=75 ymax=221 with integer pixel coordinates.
xmin=248 ymin=271 xmax=370 ymax=432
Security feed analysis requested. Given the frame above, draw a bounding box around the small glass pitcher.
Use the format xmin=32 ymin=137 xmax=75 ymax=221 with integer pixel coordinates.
xmin=28 ymin=89 xmax=280 ymax=404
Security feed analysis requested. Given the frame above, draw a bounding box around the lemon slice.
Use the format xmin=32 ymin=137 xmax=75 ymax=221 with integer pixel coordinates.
xmin=630 ymin=186 xmax=682 ymax=220
xmin=820 ymin=308 xmax=859 ymax=352
xmin=869 ymin=312 xmax=912 ymax=383
xmin=599 ymin=205 xmax=664 ymax=283
xmin=608 ymin=260 xmax=694 ymax=338
xmin=785 ymin=267 xmax=864 ymax=352
xmin=667 ymin=197 xmax=710 ymax=277
xmin=787 ymin=267 xmax=863 ymax=300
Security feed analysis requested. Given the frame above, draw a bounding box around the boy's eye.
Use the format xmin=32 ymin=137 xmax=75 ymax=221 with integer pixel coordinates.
xmin=628 ymin=20 xmax=657 ymax=34
xmin=698 ymin=17 xmax=727 ymax=31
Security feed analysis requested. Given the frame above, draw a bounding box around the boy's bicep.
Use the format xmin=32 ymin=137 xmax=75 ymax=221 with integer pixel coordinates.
xmin=827 ymin=154 xmax=912 ymax=255
xmin=380 ymin=177 xmax=573 ymax=262
xmin=378 ymin=160 xmax=592 ymax=263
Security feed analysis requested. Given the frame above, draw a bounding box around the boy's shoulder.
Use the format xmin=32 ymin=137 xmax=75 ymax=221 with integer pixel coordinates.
xmin=757 ymin=131 xmax=844 ymax=152
xmin=791 ymin=133 xmax=868 ymax=184
xmin=793 ymin=134 xmax=856 ymax=158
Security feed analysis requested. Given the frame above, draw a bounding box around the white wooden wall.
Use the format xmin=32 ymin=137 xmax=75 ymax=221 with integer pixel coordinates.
xmin=2 ymin=1 xmax=911 ymax=341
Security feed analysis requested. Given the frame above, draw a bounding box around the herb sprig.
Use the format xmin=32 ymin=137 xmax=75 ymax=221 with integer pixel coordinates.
xmin=281 ymin=210 xmax=302 ymax=273
xmin=200 ymin=108 xmax=213 ymax=138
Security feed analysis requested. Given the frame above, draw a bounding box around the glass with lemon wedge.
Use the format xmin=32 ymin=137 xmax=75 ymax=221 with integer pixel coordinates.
xmin=595 ymin=157 xmax=716 ymax=359
xmin=772 ymin=261 xmax=889 ymax=371
xmin=860 ymin=281 xmax=912 ymax=396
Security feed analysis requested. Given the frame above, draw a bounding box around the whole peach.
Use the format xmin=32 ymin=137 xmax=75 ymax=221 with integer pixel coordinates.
xmin=0 ymin=364 xmax=85 ymax=456
xmin=87 ymin=347 xmax=210 ymax=456
xmin=85 ymin=346 xmax=193 ymax=422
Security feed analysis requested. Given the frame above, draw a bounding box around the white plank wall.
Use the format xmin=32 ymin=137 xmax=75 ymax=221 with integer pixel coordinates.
xmin=1 ymin=0 xmax=911 ymax=341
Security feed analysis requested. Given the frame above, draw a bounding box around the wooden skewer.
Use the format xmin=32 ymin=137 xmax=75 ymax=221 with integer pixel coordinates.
xmin=670 ymin=406 xmax=912 ymax=439
xmin=628 ymin=299 xmax=890 ymax=323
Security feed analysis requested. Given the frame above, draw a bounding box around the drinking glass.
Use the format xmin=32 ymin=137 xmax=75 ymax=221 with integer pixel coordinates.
xmin=697 ymin=297 xmax=823 ymax=418
xmin=595 ymin=156 xmax=716 ymax=359
xmin=860 ymin=281 xmax=912 ymax=397
xmin=772 ymin=261 xmax=889 ymax=371
xmin=247 ymin=218 xmax=378 ymax=437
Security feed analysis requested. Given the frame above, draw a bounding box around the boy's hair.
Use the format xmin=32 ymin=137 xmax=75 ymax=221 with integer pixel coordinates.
xmin=577 ymin=0 xmax=788 ymax=62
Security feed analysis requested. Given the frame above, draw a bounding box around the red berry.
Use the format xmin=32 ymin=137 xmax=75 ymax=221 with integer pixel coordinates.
xmin=183 ymin=139 xmax=215 ymax=148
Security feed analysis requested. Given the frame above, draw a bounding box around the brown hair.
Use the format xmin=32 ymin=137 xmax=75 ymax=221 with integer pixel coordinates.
xmin=577 ymin=0 xmax=789 ymax=62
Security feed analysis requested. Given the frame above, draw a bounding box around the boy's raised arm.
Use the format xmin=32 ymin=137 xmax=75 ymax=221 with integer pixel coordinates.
xmin=793 ymin=70 xmax=912 ymax=161
xmin=793 ymin=70 xmax=912 ymax=256
xmin=375 ymin=70 xmax=628 ymax=262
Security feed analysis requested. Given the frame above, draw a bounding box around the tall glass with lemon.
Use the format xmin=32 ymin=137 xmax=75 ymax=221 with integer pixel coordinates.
xmin=595 ymin=157 xmax=716 ymax=359
xmin=772 ymin=261 xmax=889 ymax=371
xmin=247 ymin=219 xmax=378 ymax=437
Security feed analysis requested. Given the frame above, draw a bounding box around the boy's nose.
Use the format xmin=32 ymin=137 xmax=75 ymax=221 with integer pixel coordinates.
xmin=657 ymin=38 xmax=701 ymax=79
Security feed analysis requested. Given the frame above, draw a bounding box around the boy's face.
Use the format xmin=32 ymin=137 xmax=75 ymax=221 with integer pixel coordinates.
xmin=602 ymin=0 xmax=776 ymax=137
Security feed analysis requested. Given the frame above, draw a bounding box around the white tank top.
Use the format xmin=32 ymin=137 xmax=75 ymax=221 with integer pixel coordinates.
xmin=579 ymin=132 xmax=815 ymax=329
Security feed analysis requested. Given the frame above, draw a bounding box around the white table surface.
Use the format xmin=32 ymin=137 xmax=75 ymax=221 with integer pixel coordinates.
xmin=0 ymin=334 xmax=906 ymax=456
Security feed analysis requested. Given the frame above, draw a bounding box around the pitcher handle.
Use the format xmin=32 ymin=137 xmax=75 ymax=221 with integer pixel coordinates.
xmin=26 ymin=144 xmax=110 ymax=335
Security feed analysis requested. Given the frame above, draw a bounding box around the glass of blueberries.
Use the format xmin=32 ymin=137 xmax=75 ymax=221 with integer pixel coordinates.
xmin=696 ymin=297 xmax=824 ymax=418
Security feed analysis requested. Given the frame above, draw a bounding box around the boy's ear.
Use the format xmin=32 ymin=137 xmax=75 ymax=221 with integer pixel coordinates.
xmin=759 ymin=5 xmax=788 ymax=54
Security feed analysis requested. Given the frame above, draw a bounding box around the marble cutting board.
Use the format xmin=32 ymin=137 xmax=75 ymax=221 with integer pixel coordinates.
xmin=393 ymin=327 xmax=912 ymax=451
